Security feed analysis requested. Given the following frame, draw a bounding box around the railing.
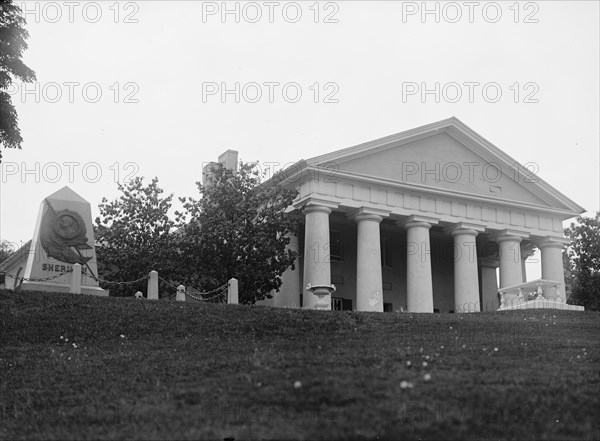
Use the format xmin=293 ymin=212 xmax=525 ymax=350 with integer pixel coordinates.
xmin=498 ymin=279 xmax=564 ymax=310
xmin=1 ymin=264 xmax=239 ymax=305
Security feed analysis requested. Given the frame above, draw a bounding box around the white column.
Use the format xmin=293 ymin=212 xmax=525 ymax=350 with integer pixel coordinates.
xmin=479 ymin=257 xmax=500 ymax=311
xmin=352 ymin=208 xmax=390 ymax=312
xmin=538 ymin=236 xmax=570 ymax=302
xmin=492 ymin=230 xmax=529 ymax=289
xmin=446 ymin=223 xmax=485 ymax=313
xmin=520 ymin=241 xmax=536 ymax=283
xmin=400 ymin=215 xmax=439 ymax=313
xmin=302 ymin=200 xmax=337 ymax=310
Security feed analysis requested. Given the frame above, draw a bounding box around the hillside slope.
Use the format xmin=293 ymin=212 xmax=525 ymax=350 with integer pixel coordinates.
xmin=1 ymin=290 xmax=599 ymax=440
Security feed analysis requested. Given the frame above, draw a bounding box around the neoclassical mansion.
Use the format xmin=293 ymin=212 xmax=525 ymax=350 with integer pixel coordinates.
xmin=216 ymin=118 xmax=585 ymax=312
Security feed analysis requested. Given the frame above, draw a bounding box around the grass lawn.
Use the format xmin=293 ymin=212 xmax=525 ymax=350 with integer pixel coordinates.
xmin=1 ymin=289 xmax=599 ymax=440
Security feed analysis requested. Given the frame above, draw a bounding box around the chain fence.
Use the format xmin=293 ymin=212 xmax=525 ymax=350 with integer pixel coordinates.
xmin=158 ymin=276 xmax=227 ymax=303
xmin=1 ymin=271 xmax=71 ymax=283
xmin=82 ymin=269 xmax=150 ymax=288
xmin=1 ymin=269 xmax=229 ymax=303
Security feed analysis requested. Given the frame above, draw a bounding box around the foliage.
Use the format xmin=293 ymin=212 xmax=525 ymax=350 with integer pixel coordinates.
xmin=0 ymin=239 xmax=14 ymax=262
xmin=564 ymin=211 xmax=600 ymax=311
xmin=177 ymin=162 xmax=300 ymax=304
xmin=94 ymin=177 xmax=180 ymax=297
xmin=0 ymin=0 xmax=36 ymax=155
xmin=0 ymin=239 xmax=16 ymax=284
xmin=93 ymin=164 xmax=299 ymax=302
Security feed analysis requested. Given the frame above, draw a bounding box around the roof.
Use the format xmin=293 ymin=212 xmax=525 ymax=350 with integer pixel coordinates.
xmin=277 ymin=117 xmax=585 ymax=217
xmin=0 ymin=240 xmax=32 ymax=272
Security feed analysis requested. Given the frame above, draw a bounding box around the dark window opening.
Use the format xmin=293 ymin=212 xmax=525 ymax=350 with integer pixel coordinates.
xmin=332 ymin=297 xmax=352 ymax=311
xmin=329 ymin=230 xmax=343 ymax=261
xmin=381 ymin=237 xmax=392 ymax=268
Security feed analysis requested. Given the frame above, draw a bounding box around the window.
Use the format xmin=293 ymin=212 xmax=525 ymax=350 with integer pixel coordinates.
xmin=332 ymin=297 xmax=353 ymax=311
xmin=381 ymin=237 xmax=392 ymax=268
xmin=329 ymin=230 xmax=343 ymax=261
xmin=383 ymin=302 xmax=393 ymax=312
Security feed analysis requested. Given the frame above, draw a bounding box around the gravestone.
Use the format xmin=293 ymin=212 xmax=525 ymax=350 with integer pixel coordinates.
xmin=20 ymin=186 xmax=108 ymax=296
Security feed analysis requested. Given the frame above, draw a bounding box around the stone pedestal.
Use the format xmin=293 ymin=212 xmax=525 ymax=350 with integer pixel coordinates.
xmin=20 ymin=186 xmax=108 ymax=296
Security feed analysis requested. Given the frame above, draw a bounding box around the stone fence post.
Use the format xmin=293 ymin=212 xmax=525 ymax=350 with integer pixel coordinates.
xmin=148 ymin=270 xmax=159 ymax=300
xmin=176 ymin=285 xmax=186 ymax=302
xmin=228 ymin=278 xmax=238 ymax=304
xmin=70 ymin=263 xmax=82 ymax=294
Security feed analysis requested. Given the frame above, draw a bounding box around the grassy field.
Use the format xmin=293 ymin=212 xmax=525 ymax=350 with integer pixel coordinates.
xmin=1 ymin=289 xmax=599 ymax=440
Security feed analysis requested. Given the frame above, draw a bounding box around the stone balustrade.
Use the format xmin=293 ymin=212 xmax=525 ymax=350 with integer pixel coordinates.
xmin=498 ymin=278 xmax=583 ymax=311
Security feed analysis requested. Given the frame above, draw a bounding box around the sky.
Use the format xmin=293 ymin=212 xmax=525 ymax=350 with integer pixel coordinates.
xmin=1 ymin=0 xmax=599 ymax=278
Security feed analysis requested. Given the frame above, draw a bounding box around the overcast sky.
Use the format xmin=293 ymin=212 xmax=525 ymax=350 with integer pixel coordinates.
xmin=1 ymin=0 xmax=599 ymax=278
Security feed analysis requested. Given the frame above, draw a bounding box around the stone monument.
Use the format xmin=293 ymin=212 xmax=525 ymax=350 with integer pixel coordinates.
xmin=20 ymin=186 xmax=108 ymax=296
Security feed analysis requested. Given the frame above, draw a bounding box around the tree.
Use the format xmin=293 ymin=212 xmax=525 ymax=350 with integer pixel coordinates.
xmin=0 ymin=1 xmax=36 ymax=156
xmin=564 ymin=212 xmax=600 ymax=311
xmin=0 ymin=239 xmax=16 ymax=285
xmin=0 ymin=239 xmax=14 ymax=262
xmin=178 ymin=162 xmax=300 ymax=304
xmin=94 ymin=177 xmax=181 ymax=297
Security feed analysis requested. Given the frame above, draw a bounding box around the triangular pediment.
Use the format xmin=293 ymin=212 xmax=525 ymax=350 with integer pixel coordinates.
xmin=338 ymin=132 xmax=550 ymax=206
xmin=302 ymin=118 xmax=584 ymax=215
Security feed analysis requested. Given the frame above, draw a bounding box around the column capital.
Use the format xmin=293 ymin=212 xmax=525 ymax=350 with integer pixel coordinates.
xmin=489 ymin=229 xmax=529 ymax=244
xmin=536 ymin=236 xmax=571 ymax=249
xmin=348 ymin=207 xmax=390 ymax=223
xmin=479 ymin=256 xmax=500 ymax=268
xmin=520 ymin=240 xmax=537 ymax=260
xmin=397 ymin=214 xmax=439 ymax=230
xmin=444 ymin=222 xmax=486 ymax=237
xmin=294 ymin=196 xmax=340 ymax=214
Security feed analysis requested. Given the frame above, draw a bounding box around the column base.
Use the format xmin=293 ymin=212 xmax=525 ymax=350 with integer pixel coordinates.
xmin=455 ymin=302 xmax=480 ymax=313
xmin=306 ymin=284 xmax=336 ymax=310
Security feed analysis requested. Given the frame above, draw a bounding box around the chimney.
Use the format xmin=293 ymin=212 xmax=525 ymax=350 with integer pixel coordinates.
xmin=203 ymin=150 xmax=239 ymax=186
xmin=218 ymin=149 xmax=239 ymax=172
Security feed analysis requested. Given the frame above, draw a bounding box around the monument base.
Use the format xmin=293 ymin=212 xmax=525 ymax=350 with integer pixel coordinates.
xmin=499 ymin=299 xmax=584 ymax=312
xmin=20 ymin=281 xmax=109 ymax=297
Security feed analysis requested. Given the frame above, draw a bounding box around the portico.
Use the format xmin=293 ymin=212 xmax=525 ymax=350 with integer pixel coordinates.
xmin=267 ymin=118 xmax=585 ymax=312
